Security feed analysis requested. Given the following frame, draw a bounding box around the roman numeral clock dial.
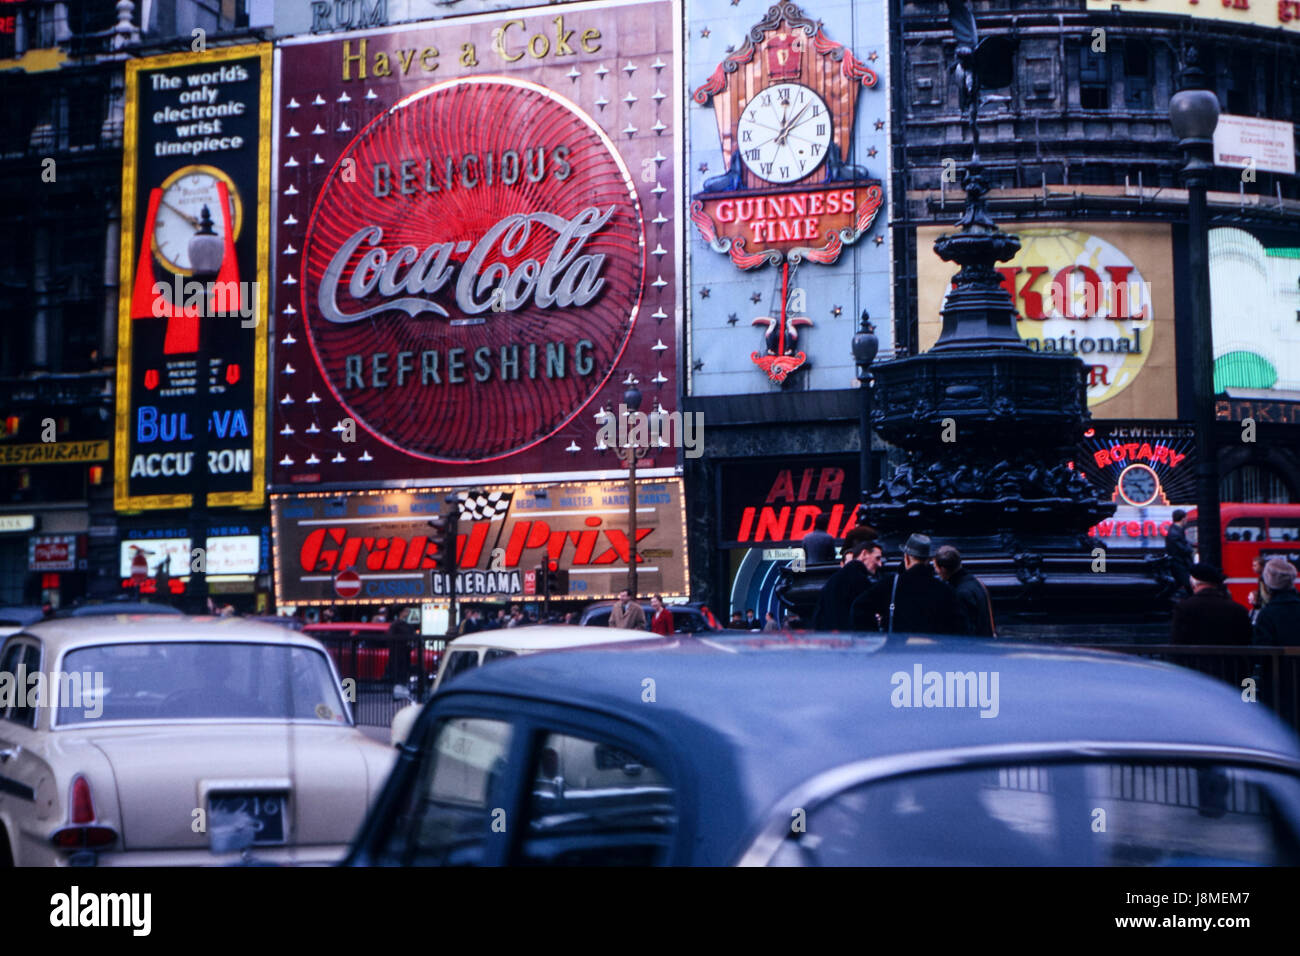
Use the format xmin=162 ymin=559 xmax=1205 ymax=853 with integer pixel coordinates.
xmin=736 ymin=82 xmax=832 ymax=185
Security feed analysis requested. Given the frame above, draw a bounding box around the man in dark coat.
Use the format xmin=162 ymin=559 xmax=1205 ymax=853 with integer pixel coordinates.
xmin=813 ymin=540 xmax=880 ymax=630
xmin=933 ymin=545 xmax=995 ymax=637
xmin=800 ymin=512 xmax=838 ymax=564
xmin=1170 ymin=563 xmax=1251 ymax=645
xmin=1254 ymin=558 xmax=1300 ymax=646
xmin=1165 ymin=509 xmax=1195 ymax=596
xmin=851 ymin=534 xmax=965 ymax=635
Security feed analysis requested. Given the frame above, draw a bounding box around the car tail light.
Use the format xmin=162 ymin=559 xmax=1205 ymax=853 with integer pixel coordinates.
xmin=50 ymin=775 xmax=118 ymax=851
xmin=70 ymin=775 xmax=94 ymax=824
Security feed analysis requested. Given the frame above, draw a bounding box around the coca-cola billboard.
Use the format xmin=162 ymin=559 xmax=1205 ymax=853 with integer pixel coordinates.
xmin=274 ymin=1 xmax=680 ymax=482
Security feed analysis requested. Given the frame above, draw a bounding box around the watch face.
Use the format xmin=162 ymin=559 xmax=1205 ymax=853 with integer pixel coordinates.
xmin=736 ymin=83 xmax=831 ymax=184
xmin=151 ymin=165 xmax=242 ymax=274
xmin=1118 ymin=463 xmax=1160 ymax=507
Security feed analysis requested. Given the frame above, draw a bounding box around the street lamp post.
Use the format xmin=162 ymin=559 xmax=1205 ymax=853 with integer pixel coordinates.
xmin=1170 ymin=47 xmax=1222 ymax=569
xmin=187 ymin=205 xmax=224 ymax=612
xmin=609 ymin=379 xmax=650 ymax=599
xmin=852 ymin=312 xmax=880 ymax=498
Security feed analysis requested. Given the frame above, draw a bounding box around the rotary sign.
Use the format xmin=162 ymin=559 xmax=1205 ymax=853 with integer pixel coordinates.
xmin=274 ymin=0 xmax=680 ymax=483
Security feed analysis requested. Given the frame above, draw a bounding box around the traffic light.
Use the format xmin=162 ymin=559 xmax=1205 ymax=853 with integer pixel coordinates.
xmin=427 ymin=503 xmax=460 ymax=576
xmin=544 ymin=558 xmax=568 ymax=597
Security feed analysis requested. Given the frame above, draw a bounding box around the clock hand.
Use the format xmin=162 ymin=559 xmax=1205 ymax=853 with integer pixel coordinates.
xmin=160 ymin=199 xmax=201 ymax=229
xmin=778 ymin=100 xmax=815 ymax=141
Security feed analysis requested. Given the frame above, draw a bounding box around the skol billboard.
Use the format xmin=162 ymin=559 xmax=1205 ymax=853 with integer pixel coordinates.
xmin=115 ymin=45 xmax=273 ymax=511
xmin=1086 ymin=0 xmax=1300 ymax=33
xmin=272 ymin=0 xmax=682 ymax=485
xmin=687 ymin=0 xmax=893 ymax=393
xmin=272 ymin=478 xmax=689 ymax=603
xmin=917 ymin=221 xmax=1177 ymax=420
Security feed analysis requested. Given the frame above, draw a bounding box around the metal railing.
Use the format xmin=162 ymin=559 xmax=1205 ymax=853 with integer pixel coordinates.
xmin=317 ymin=635 xmax=442 ymax=727
xmin=1076 ymin=644 xmax=1300 ymax=736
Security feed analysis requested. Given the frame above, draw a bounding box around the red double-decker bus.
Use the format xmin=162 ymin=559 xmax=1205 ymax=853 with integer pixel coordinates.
xmin=1186 ymin=504 xmax=1300 ymax=609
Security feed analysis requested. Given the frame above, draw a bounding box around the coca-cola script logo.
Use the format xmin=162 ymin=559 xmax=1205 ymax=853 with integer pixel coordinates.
xmin=303 ymin=77 xmax=645 ymax=462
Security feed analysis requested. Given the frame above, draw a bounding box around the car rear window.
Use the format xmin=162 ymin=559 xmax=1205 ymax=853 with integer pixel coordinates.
xmin=56 ymin=642 xmax=348 ymax=725
xmin=440 ymin=649 xmax=481 ymax=685
xmin=769 ymin=760 xmax=1300 ymax=866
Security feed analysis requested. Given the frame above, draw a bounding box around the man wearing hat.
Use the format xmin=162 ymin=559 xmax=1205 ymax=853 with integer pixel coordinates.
xmin=1253 ymin=558 xmax=1300 ymax=646
xmin=851 ymin=534 xmax=965 ymax=635
xmin=1170 ymin=563 xmax=1251 ymax=646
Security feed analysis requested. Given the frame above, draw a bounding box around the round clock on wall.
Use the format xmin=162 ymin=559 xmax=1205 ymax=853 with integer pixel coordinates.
xmin=1117 ymin=463 xmax=1162 ymax=507
xmin=150 ymin=164 xmax=242 ymax=275
xmin=736 ymin=82 xmax=832 ymax=184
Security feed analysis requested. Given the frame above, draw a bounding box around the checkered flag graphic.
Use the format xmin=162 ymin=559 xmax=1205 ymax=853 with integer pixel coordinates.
xmin=458 ymin=490 xmax=512 ymax=521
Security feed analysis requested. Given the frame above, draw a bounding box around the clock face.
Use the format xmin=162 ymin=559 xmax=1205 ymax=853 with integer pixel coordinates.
xmin=151 ymin=165 xmax=242 ymax=275
xmin=1118 ymin=463 xmax=1161 ymax=507
xmin=736 ymin=82 xmax=832 ymax=185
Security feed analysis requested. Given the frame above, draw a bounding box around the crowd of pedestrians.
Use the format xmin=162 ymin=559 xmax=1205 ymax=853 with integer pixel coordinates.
xmin=809 ymin=532 xmax=995 ymax=637
xmin=1164 ymin=521 xmax=1299 ymax=646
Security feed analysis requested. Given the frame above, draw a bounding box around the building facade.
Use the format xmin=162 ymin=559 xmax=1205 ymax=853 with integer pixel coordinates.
xmin=1 ymin=0 xmax=1296 ymax=616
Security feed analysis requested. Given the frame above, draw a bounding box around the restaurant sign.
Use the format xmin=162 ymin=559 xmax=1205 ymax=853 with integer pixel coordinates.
xmin=272 ymin=478 xmax=688 ymax=604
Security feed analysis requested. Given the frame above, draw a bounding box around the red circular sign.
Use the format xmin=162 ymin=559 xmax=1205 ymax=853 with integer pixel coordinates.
xmin=303 ymin=77 xmax=645 ymax=463
xmin=334 ymin=569 xmax=361 ymax=599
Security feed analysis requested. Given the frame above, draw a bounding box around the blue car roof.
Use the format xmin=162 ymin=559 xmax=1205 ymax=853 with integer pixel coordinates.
xmin=433 ymin=634 xmax=1300 ymax=862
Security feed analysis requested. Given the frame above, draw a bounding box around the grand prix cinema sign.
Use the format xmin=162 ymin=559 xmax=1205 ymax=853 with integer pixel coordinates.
xmin=275 ymin=1 xmax=678 ymax=482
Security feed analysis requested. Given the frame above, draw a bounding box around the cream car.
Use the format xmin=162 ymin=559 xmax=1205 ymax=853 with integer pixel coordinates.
xmin=390 ymin=626 xmax=654 ymax=747
xmin=0 ymin=616 xmax=395 ymax=866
